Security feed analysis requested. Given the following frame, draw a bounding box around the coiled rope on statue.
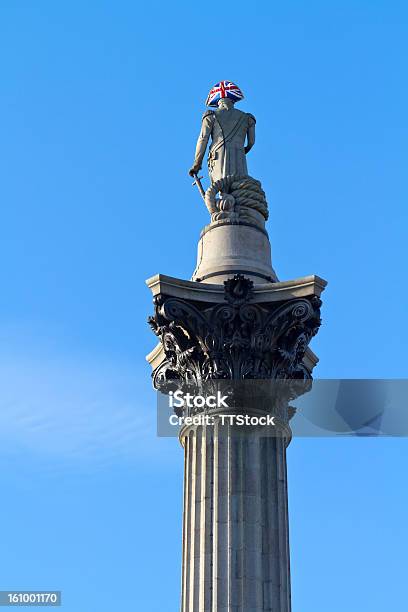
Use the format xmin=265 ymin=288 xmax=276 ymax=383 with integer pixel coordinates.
xmin=205 ymin=175 xmax=269 ymax=220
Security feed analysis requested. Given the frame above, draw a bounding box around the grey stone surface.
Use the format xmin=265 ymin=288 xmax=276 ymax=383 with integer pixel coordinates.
xmin=180 ymin=427 xmax=292 ymax=612
xmin=146 ymin=273 xmax=326 ymax=304
xmin=192 ymin=220 xmax=277 ymax=285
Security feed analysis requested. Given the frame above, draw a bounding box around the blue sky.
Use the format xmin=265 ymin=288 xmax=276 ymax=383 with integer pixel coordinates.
xmin=0 ymin=1 xmax=407 ymax=610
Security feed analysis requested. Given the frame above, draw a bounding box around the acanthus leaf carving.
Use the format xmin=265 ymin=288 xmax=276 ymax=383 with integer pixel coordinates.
xmin=148 ymin=277 xmax=322 ymax=394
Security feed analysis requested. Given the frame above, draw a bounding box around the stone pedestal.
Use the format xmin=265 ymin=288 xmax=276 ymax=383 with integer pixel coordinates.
xmin=192 ymin=221 xmax=278 ymax=284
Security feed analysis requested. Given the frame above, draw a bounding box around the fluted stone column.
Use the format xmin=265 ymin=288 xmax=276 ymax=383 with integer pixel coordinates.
xmin=181 ymin=423 xmax=291 ymax=612
xmin=147 ymin=273 xmax=326 ymax=612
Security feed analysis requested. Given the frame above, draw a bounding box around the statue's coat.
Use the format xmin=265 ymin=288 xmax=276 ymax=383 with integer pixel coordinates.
xmin=192 ymin=105 xmax=256 ymax=183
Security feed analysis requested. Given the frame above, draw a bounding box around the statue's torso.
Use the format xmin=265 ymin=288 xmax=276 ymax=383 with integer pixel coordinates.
xmin=211 ymin=108 xmax=250 ymax=150
xmin=208 ymin=108 xmax=251 ymax=182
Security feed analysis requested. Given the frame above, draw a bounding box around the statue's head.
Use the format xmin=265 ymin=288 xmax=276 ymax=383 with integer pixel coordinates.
xmin=205 ymin=80 xmax=244 ymax=107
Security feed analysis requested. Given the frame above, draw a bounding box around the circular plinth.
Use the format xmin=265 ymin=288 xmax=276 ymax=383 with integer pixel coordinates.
xmin=192 ymin=220 xmax=278 ymax=284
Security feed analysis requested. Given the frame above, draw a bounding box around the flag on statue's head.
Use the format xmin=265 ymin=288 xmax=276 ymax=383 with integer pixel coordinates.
xmin=205 ymin=81 xmax=244 ymax=107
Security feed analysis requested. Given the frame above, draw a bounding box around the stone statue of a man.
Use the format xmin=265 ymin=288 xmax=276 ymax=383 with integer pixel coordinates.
xmin=189 ymin=81 xmax=256 ymax=183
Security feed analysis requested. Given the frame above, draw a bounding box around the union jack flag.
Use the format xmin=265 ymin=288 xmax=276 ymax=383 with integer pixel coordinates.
xmin=205 ymin=80 xmax=244 ymax=107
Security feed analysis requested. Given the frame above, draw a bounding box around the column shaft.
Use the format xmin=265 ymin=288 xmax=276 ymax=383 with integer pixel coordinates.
xmin=181 ymin=425 xmax=291 ymax=612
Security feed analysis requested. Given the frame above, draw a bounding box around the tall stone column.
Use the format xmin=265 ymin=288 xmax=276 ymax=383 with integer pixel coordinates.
xmin=146 ymin=79 xmax=326 ymax=610
xmin=147 ymin=268 xmax=326 ymax=612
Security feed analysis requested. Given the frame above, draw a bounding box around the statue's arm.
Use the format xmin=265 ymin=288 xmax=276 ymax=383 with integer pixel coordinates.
xmin=189 ymin=111 xmax=214 ymax=176
xmin=245 ymin=113 xmax=256 ymax=154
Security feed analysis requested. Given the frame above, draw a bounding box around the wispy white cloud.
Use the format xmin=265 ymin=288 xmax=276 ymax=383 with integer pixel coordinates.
xmin=0 ymin=345 xmax=173 ymax=470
